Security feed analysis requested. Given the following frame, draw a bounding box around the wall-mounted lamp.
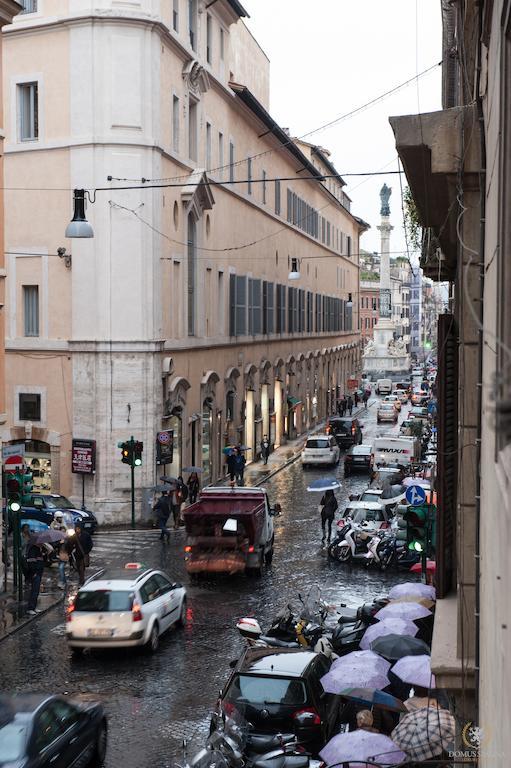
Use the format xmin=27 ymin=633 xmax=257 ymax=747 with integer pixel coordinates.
xmin=65 ymin=189 xmax=94 ymax=238
xmin=57 ymin=247 xmax=72 ymax=268
xmin=347 ymin=293 xmax=353 ymax=308
xmin=288 ymin=257 xmax=300 ymax=280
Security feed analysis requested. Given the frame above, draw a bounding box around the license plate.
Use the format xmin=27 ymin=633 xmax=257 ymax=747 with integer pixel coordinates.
xmin=354 ymin=458 xmax=365 ymax=463
xmin=87 ymin=628 xmax=114 ymax=638
xmin=83 ymin=522 xmax=92 ymax=528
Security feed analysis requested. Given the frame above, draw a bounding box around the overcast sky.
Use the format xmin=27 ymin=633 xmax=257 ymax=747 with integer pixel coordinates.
xmin=243 ymin=0 xmax=442 ymax=260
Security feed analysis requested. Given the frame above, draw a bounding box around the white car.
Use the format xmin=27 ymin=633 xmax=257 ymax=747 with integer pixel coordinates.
xmin=66 ymin=563 xmax=187 ymax=655
xmin=394 ymin=388 xmax=409 ymax=405
xmin=301 ymin=435 xmax=340 ymax=467
xmin=384 ymin=394 xmax=402 ymax=411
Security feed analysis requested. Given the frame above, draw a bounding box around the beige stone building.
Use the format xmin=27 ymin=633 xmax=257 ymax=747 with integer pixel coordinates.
xmin=392 ymin=0 xmax=511 ymax=761
xmin=2 ymin=0 xmax=366 ymax=521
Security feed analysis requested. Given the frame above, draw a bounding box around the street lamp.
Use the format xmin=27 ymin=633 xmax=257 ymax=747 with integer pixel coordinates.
xmin=65 ymin=189 xmax=94 ymax=238
xmin=288 ymin=257 xmax=300 ymax=280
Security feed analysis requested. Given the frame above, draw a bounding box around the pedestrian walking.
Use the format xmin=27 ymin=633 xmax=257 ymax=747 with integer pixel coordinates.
xmin=347 ymin=395 xmax=354 ymax=415
xmin=363 ymin=390 xmax=369 ymax=410
xmin=354 ymin=391 xmax=359 ymax=407
xmin=319 ymin=489 xmax=338 ymax=544
xmin=260 ymin=435 xmax=270 ymax=465
xmin=66 ymin=523 xmax=93 ymax=587
xmin=50 ymin=512 xmax=68 ymax=588
xmin=25 ymin=537 xmax=44 ymax=615
xmin=153 ymin=491 xmax=171 ymax=542
xmin=170 ymin=479 xmax=187 ymax=528
xmin=235 ymin=448 xmax=246 ymax=486
xmin=187 ymin=472 xmax=200 ymax=504
xmin=339 ymin=395 xmax=347 ymax=416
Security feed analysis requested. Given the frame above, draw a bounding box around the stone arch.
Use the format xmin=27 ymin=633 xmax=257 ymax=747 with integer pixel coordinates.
xmin=165 ymin=376 xmax=191 ymax=416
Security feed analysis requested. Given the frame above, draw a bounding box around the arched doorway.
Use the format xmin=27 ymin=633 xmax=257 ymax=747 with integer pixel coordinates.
xmin=201 ymin=397 xmax=213 ymax=485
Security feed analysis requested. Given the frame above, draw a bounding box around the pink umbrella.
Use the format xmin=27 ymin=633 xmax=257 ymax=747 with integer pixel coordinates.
xmin=376 ymin=602 xmax=432 ymax=622
xmin=360 ymin=618 xmax=418 ymax=650
xmin=393 ymin=654 xmax=436 ymax=688
xmin=388 ymin=582 xmax=436 ymax=601
xmin=321 ymin=650 xmax=390 ymax=693
xmin=320 ymin=729 xmax=405 ymax=766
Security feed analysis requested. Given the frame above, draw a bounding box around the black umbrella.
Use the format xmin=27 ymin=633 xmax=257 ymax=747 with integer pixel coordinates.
xmin=160 ymin=475 xmax=179 ymax=484
xmin=370 ymin=634 xmax=430 ymax=661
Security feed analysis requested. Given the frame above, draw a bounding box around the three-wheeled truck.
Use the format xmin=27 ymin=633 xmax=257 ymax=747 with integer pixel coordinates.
xmin=182 ymin=486 xmax=281 ymax=576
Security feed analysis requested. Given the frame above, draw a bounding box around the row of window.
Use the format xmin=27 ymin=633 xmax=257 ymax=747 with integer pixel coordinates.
xmin=286 ymin=189 xmax=352 ymax=255
xmin=363 ymin=318 xmax=378 ymax=329
xmin=360 ymin=296 xmax=379 ymax=310
xmin=229 ymin=275 xmax=353 ymax=337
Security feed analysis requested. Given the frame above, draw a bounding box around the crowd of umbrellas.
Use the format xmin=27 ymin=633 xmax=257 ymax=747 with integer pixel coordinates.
xmin=318 ymin=582 xmax=456 ymax=767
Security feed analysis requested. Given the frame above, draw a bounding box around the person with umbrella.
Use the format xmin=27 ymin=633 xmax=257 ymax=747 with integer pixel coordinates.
xmin=153 ymin=490 xmax=172 ymax=542
xmin=66 ymin=523 xmax=93 ymax=586
xmin=25 ymin=533 xmax=44 ymax=615
xmin=234 ymin=447 xmax=246 ymax=486
xmin=226 ymin=447 xmax=238 ymax=485
xmin=319 ymin=488 xmax=338 ymax=545
xmin=187 ymin=472 xmax=200 ymax=504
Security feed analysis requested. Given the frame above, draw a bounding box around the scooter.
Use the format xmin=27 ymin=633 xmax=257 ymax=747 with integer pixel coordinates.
xmin=329 ymin=597 xmax=389 ymax=655
xmin=328 ymin=519 xmax=381 ymax=565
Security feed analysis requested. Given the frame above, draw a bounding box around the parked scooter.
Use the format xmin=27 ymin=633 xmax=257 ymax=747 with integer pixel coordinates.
xmin=328 ymin=518 xmax=382 ymax=565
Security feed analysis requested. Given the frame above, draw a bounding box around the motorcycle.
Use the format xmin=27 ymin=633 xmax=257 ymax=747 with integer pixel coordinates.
xmin=329 ymin=597 xmax=389 ymax=655
xmin=327 ymin=518 xmax=382 ymax=565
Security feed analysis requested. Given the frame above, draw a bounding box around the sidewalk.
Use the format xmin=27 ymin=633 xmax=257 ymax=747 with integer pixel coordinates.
xmin=0 ymin=568 xmax=64 ymax=643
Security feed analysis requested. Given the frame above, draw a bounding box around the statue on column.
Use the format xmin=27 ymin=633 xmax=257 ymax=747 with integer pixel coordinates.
xmin=380 ymin=183 xmax=392 ymax=216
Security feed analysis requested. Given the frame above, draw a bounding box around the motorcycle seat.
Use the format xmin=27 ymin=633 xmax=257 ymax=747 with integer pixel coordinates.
xmin=337 ymin=607 xmax=358 ymax=623
xmin=253 ymin=755 xmax=309 ymax=768
xmin=259 ymin=636 xmax=300 ymax=648
xmin=247 ymin=734 xmax=296 ymax=753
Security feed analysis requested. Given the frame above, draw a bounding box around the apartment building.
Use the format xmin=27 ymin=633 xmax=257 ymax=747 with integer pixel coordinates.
xmin=2 ymin=0 xmax=366 ymax=520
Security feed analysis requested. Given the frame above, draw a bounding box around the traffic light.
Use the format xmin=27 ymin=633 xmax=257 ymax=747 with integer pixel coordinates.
xmin=133 ymin=441 xmax=143 ymax=466
xmin=403 ymin=504 xmax=436 ymax=557
xmin=21 ymin=469 xmax=33 ymax=504
xmin=6 ymin=471 xmax=22 ymax=512
xmin=118 ymin=441 xmax=133 ymax=466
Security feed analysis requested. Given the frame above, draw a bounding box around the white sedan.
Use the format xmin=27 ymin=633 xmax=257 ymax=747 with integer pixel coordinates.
xmin=66 ymin=563 xmax=187 ymax=655
xmin=301 ymin=434 xmax=340 ymax=467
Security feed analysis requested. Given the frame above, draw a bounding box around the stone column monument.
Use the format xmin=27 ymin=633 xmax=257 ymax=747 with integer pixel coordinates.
xmin=363 ymin=184 xmax=409 ymax=375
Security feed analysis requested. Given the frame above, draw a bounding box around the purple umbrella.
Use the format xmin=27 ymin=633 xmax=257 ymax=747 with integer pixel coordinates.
xmin=376 ymin=602 xmax=432 ymax=622
xmin=360 ymin=618 xmax=418 ymax=650
xmin=388 ymin=582 xmax=436 ymax=601
xmin=320 ymin=730 xmax=405 ymax=767
xmin=393 ymin=654 xmax=436 ymax=688
xmin=29 ymin=529 xmax=67 ymax=545
xmin=321 ymin=650 xmax=390 ymax=693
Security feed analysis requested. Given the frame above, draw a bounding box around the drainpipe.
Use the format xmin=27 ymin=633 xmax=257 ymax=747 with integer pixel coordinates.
xmin=473 ymin=1 xmax=485 ymax=726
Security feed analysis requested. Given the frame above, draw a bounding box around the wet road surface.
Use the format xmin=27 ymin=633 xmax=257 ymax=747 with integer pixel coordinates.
xmin=0 ymin=398 xmax=415 ymax=768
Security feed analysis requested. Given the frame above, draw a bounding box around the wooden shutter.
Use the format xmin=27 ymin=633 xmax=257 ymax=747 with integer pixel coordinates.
xmin=436 ymin=312 xmax=459 ymax=598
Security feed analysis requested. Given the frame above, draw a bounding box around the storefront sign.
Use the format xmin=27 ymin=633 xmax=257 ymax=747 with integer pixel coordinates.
xmin=380 ymin=288 xmax=392 ymax=318
xmin=71 ymin=439 xmax=96 ymax=475
xmin=347 ymin=378 xmax=358 ymax=390
xmin=156 ymin=430 xmax=174 ymax=465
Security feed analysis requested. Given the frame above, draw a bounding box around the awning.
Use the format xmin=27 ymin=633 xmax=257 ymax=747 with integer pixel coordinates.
xmin=287 ymin=396 xmax=302 ymax=409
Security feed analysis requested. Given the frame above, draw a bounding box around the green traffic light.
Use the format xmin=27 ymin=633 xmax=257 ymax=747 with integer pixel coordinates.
xmin=408 ymin=540 xmax=424 ymax=552
xmin=134 ymin=458 xmax=142 ymax=466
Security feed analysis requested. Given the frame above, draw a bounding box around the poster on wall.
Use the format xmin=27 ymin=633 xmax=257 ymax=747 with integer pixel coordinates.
xmin=156 ymin=430 xmax=174 ymax=465
xmin=71 ymin=439 xmax=96 ymax=474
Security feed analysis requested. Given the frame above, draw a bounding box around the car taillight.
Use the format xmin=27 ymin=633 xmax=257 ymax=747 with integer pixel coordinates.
xmin=351 ymin=427 xmax=356 ymax=434
xmin=292 ymin=707 xmax=321 ymax=726
xmin=248 ymin=545 xmax=255 ymax=553
xmin=66 ymin=599 xmax=76 ymax=622
xmin=184 ymin=545 xmax=192 ymax=553
xmin=381 ymin=521 xmax=390 ymax=529
xmin=132 ymin=602 xmax=143 ymax=622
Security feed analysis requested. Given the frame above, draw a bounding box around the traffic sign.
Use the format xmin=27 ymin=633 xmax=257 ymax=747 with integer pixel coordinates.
xmin=406 ymin=484 xmax=427 ymax=506
xmin=157 ymin=431 xmax=171 ymax=444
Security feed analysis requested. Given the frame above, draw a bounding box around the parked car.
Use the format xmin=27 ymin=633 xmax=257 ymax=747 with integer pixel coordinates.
xmin=344 ymin=444 xmax=373 ymax=475
xmin=301 ymin=435 xmax=340 ymax=467
xmin=339 ymin=501 xmax=391 ymax=529
xmin=359 ymin=488 xmax=385 ymax=504
xmin=411 ymin=389 xmax=429 ymax=406
xmin=394 ymin=389 xmax=409 ymax=405
xmin=8 ymin=493 xmax=98 ymax=533
xmin=0 ymin=693 xmax=107 ymax=767
xmin=326 ymin=417 xmax=363 ymax=448
xmin=384 ymin=394 xmax=402 ymax=411
xmin=375 ymin=378 xmax=393 ymax=395
xmin=377 ymin=402 xmax=398 ymax=424
xmin=66 ymin=563 xmax=187 ymax=654
xmin=216 ymin=648 xmax=337 ymax=754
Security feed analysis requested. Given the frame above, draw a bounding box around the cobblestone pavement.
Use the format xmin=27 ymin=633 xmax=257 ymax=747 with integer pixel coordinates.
xmin=0 ymin=398 xmax=416 ymax=768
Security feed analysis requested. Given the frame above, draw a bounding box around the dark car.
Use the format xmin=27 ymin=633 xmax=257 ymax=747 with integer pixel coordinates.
xmin=217 ymin=648 xmax=337 ymax=755
xmin=0 ymin=693 xmax=107 ymax=767
xmin=327 ymin=417 xmax=362 ymax=448
xmin=344 ymin=444 xmax=373 ymax=476
xmin=14 ymin=494 xmax=98 ymax=533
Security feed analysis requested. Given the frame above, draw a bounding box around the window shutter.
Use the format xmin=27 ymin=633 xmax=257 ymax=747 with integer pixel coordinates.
xmin=267 ymin=282 xmax=274 ymax=333
xmin=436 ymin=313 xmax=458 ymax=598
xmin=235 ymin=275 xmax=246 ymax=336
xmin=229 ymin=274 xmax=236 ymax=336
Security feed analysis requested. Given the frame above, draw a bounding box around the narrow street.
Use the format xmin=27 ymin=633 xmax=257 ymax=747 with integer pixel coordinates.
xmin=0 ymin=399 xmax=412 ymax=768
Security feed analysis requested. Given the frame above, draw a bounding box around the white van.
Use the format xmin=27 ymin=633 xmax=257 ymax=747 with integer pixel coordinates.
xmin=375 ymin=378 xmax=393 ymax=395
xmin=373 ymin=435 xmax=420 ymax=466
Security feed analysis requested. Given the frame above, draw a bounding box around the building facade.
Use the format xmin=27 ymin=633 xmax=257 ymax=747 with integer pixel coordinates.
xmin=2 ymin=0 xmax=365 ymax=521
xmin=392 ymin=0 xmax=511 ymax=761
xmin=409 ymin=263 xmax=422 ymax=359
xmin=360 ymin=278 xmax=379 ymax=344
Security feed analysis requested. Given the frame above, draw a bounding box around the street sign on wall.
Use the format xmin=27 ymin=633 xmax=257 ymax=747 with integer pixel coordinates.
xmin=156 ymin=430 xmax=174 ymax=465
xmin=2 ymin=443 xmax=25 ymax=463
xmin=72 ymin=439 xmax=96 ymax=474
xmin=347 ymin=379 xmax=358 ymax=390
xmin=380 ymin=288 xmax=392 ymax=318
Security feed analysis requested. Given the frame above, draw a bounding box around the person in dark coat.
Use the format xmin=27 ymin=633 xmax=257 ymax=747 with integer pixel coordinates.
xmin=66 ymin=523 xmax=93 ymax=586
xmin=188 ymin=472 xmax=200 ymax=504
xmin=339 ymin=395 xmax=347 ymax=416
xmin=260 ymin=435 xmax=270 ymax=465
xmin=153 ymin=491 xmax=171 ymax=542
xmin=354 ymin=391 xmax=359 ymax=407
xmin=363 ymin=390 xmax=370 ymax=409
xmin=226 ymin=448 xmax=238 ymax=484
xmin=235 ymin=449 xmax=246 ymax=486
xmin=26 ymin=538 xmax=44 ymax=614
xmin=347 ymin=395 xmax=354 ymax=415
xmin=319 ymin=489 xmax=338 ymax=544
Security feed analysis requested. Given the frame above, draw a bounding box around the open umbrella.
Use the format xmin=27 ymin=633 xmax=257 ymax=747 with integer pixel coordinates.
xmin=20 ymin=519 xmax=49 ymax=532
xmin=370 ymin=634 xmax=430 ymax=662
xmin=388 ymin=582 xmax=436 ymax=601
xmin=375 ymin=602 xmax=432 ymax=622
xmin=29 ymin=529 xmax=67 ymax=545
xmin=306 ymin=477 xmax=342 ymax=492
xmin=359 ymin=619 xmax=418 ymax=650
xmin=160 ymin=475 xmax=179 ymax=484
xmin=321 ymin=650 xmax=390 ymax=693
xmin=391 ymin=707 xmax=455 ymax=761
xmin=339 ymin=687 xmax=406 ymax=713
xmin=392 ymin=654 xmax=435 ymax=688
xmin=320 ymin=730 xmax=405 ymax=767
xmin=152 ymin=485 xmax=170 ymax=493
xmin=390 ymin=597 xmax=435 ymax=610
xmin=182 ymin=466 xmax=203 ymax=473
xmin=410 ymin=559 xmax=436 ymax=574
